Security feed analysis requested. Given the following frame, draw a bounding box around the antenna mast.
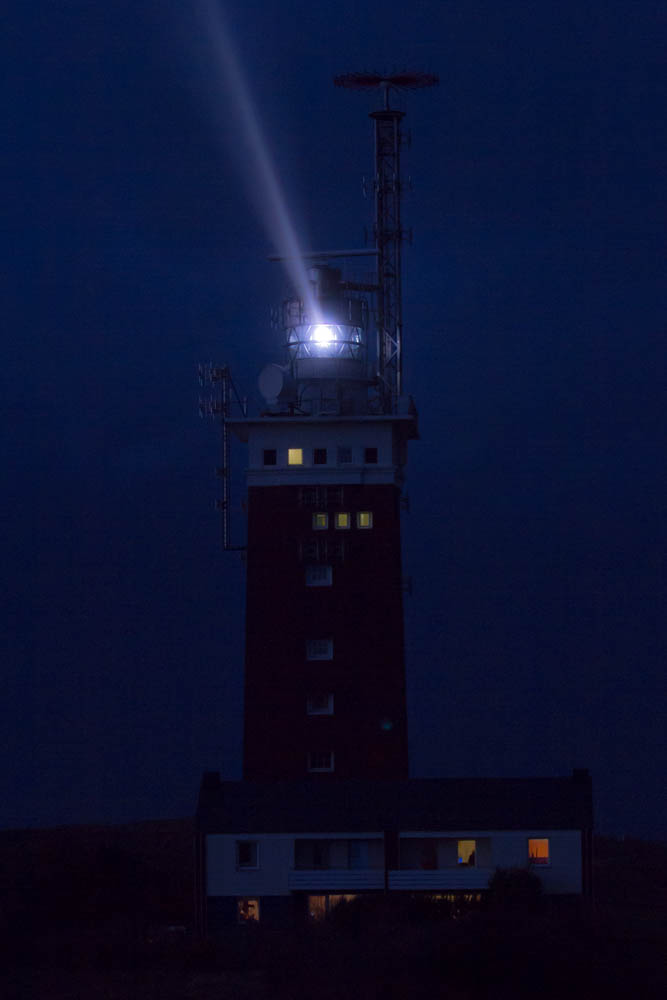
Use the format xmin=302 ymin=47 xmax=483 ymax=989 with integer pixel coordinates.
xmin=334 ymin=71 xmax=438 ymax=413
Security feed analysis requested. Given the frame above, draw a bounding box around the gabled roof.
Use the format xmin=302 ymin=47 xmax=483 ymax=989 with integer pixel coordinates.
xmin=196 ymin=772 xmax=593 ymax=834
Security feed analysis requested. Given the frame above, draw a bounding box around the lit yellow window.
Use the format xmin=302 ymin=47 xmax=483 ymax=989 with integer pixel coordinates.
xmin=335 ymin=512 xmax=351 ymax=530
xmin=288 ymin=448 xmax=303 ymax=465
xmin=312 ymin=512 xmax=328 ymax=530
xmin=457 ymin=840 xmax=476 ymax=866
xmin=528 ymin=838 xmax=550 ymax=864
xmin=357 ymin=511 xmax=373 ymax=529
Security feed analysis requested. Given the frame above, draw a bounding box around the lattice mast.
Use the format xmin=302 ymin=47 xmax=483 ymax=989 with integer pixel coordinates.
xmin=334 ymin=72 xmax=438 ymax=414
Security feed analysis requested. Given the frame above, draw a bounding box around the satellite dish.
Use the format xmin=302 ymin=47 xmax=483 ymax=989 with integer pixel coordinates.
xmin=258 ymin=364 xmax=296 ymax=405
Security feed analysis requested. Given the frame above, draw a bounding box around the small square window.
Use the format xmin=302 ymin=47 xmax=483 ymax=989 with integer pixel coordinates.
xmin=305 ymin=565 xmax=332 ymax=587
xmin=288 ymin=448 xmax=303 ymax=465
xmin=237 ymin=898 xmax=260 ymax=923
xmin=313 ymin=448 xmax=327 ymax=465
xmin=335 ymin=512 xmax=351 ymax=530
xmin=364 ymin=447 xmax=378 ymax=464
xmin=307 ymin=751 xmax=335 ymax=772
xmin=357 ymin=511 xmax=373 ymax=529
xmin=528 ymin=838 xmax=550 ymax=865
xmin=306 ymin=694 xmax=334 ymax=715
xmin=300 ymin=540 xmax=320 ymax=562
xmin=300 ymin=487 xmax=319 ymax=506
xmin=263 ymin=449 xmax=277 ymax=466
xmin=236 ymin=840 xmax=259 ymax=870
xmin=325 ymin=486 xmax=344 ymax=506
xmin=306 ymin=638 xmax=333 ymax=660
xmin=312 ymin=512 xmax=328 ymax=531
xmin=457 ymin=840 xmax=476 ymax=866
xmin=324 ymin=540 xmax=345 ymax=564
xmin=337 ymin=447 xmax=352 ymax=464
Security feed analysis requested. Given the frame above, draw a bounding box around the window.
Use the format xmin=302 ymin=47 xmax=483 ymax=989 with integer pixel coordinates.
xmin=307 ymin=894 xmax=357 ymax=921
xmin=457 ymin=840 xmax=476 ymax=866
xmin=357 ymin=511 xmax=373 ymax=529
xmin=348 ymin=840 xmax=370 ymax=869
xmin=237 ymin=898 xmax=260 ymax=923
xmin=364 ymin=447 xmax=378 ymax=464
xmin=306 ymin=638 xmax=333 ymax=660
xmin=313 ymin=448 xmax=327 ymax=465
xmin=325 ymin=539 xmax=345 ymax=564
xmin=288 ymin=448 xmax=303 ymax=465
xmin=312 ymin=512 xmax=328 ymax=530
xmin=263 ymin=449 xmax=277 ymax=466
xmin=300 ymin=540 xmax=320 ymax=562
xmin=295 ymin=840 xmax=332 ymax=870
xmin=335 ymin=512 xmax=351 ymax=530
xmin=307 ymin=693 xmax=334 ymax=715
xmin=307 ymin=751 xmax=334 ymax=772
xmin=305 ymin=565 xmax=332 ymax=587
xmin=325 ymin=486 xmax=344 ymax=506
xmin=300 ymin=487 xmax=319 ymax=506
xmin=528 ymin=838 xmax=550 ymax=865
xmin=236 ymin=840 xmax=259 ymax=870
xmin=337 ymin=446 xmax=352 ymax=464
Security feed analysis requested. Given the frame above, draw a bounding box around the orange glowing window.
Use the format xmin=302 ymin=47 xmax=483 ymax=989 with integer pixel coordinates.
xmin=528 ymin=838 xmax=550 ymax=864
xmin=237 ymin=898 xmax=260 ymax=923
xmin=457 ymin=840 xmax=476 ymax=866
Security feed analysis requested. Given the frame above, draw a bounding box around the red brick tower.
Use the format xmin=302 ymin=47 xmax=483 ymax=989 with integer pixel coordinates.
xmin=230 ymin=262 xmax=416 ymax=779
xmin=214 ymin=76 xmax=436 ymax=781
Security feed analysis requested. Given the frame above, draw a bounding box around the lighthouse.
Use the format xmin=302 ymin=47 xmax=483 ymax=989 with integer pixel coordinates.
xmin=229 ymin=260 xmax=417 ymax=781
xmin=195 ymin=76 xmax=593 ymax=932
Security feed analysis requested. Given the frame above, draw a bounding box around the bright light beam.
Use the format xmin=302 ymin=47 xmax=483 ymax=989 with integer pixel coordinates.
xmin=195 ymin=1 xmax=321 ymax=322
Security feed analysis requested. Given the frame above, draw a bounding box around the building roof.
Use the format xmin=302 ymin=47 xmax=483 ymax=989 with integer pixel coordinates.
xmin=196 ymin=772 xmax=593 ymax=834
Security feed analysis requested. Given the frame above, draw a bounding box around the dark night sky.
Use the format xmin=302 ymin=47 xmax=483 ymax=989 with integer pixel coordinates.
xmin=3 ymin=1 xmax=665 ymax=838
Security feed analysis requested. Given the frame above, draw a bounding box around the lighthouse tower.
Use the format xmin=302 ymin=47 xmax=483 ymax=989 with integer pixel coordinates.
xmin=196 ymin=76 xmax=594 ymax=933
xmin=209 ymin=74 xmax=439 ymax=782
xmin=229 ymin=260 xmax=417 ymax=781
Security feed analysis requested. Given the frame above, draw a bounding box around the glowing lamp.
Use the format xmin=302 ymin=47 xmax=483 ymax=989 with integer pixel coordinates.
xmin=311 ymin=324 xmax=335 ymax=345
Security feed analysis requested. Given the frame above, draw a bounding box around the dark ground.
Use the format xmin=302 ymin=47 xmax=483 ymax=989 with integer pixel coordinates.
xmin=1 ymin=820 xmax=666 ymax=998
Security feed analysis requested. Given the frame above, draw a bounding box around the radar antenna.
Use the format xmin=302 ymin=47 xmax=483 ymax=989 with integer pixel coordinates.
xmin=335 ymin=71 xmax=438 ymax=412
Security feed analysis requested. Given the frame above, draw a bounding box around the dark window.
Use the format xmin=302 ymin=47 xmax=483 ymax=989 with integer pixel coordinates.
xmin=299 ymin=487 xmax=319 ymax=506
xmin=300 ymin=540 xmax=320 ymax=562
xmin=306 ymin=693 xmax=334 ymax=714
xmin=337 ymin=447 xmax=352 ymax=464
xmin=314 ymin=448 xmax=327 ymax=465
xmin=324 ymin=486 xmax=344 ymax=507
xmin=323 ymin=539 xmax=345 ymax=564
xmin=263 ymin=449 xmax=277 ymax=466
xmin=307 ymin=751 xmax=335 ymax=772
xmin=364 ymin=447 xmax=378 ymax=464
xmin=305 ymin=565 xmax=332 ymax=586
xmin=236 ymin=840 xmax=259 ymax=869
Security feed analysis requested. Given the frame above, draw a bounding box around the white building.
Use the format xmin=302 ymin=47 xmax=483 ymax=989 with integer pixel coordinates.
xmin=195 ymin=770 xmax=593 ymax=930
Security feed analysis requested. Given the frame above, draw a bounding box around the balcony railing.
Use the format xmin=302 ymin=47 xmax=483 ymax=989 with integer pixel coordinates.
xmin=288 ymin=869 xmax=385 ymax=891
xmin=388 ymin=869 xmax=492 ymax=891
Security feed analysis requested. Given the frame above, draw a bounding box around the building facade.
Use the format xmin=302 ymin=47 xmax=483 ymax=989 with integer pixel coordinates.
xmin=196 ymin=772 xmax=594 ymax=931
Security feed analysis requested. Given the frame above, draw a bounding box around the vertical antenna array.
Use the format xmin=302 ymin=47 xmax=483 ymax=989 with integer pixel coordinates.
xmin=334 ymin=72 xmax=438 ymax=413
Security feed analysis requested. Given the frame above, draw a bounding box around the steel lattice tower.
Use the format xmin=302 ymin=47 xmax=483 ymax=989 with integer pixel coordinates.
xmin=335 ymin=72 xmax=438 ymax=413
